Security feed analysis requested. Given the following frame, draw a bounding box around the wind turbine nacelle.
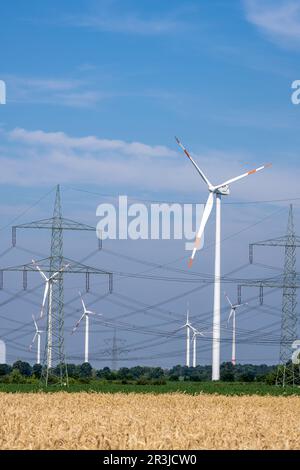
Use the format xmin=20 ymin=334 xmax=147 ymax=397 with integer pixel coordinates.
xmin=216 ymin=185 xmax=230 ymax=195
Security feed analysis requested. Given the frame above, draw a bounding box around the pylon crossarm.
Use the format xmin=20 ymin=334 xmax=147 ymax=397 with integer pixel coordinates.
xmin=250 ymin=236 xmax=300 ymax=248
xmin=13 ymin=217 xmax=95 ymax=231
xmin=12 ymin=217 xmax=96 ymax=247
xmin=0 ymin=257 xmax=112 ymax=276
xmin=238 ymin=271 xmax=300 ymax=289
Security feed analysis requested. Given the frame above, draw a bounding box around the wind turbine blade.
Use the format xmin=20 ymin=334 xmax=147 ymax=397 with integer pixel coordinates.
xmin=224 ymin=292 xmax=233 ymax=307
xmin=235 ymin=302 xmax=248 ymax=309
xmin=71 ymin=313 xmax=85 ymax=334
xmin=50 ymin=263 xmax=70 ymax=281
xmin=190 ymin=325 xmax=197 ymax=334
xmin=32 ymin=260 xmax=48 ymax=281
xmin=29 ymin=333 xmax=37 ymax=350
xmin=191 ymin=325 xmax=204 ymax=337
xmin=188 ymin=192 xmax=214 ymax=267
xmin=175 ymin=137 xmax=212 ymax=187
xmin=40 ymin=282 xmax=49 ymax=318
xmin=215 ymin=163 xmax=271 ymax=189
xmin=32 ymin=314 xmax=38 ymax=332
xmin=174 ymin=325 xmax=186 ymax=333
xmin=79 ymin=291 xmax=87 ymax=312
xmin=227 ymin=308 xmax=234 ymax=325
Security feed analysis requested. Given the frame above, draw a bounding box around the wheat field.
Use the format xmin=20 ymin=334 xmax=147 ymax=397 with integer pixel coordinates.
xmin=1 ymin=392 xmax=300 ymax=450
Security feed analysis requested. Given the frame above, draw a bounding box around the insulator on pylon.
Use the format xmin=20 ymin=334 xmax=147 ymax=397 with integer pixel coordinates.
xmin=98 ymin=233 xmax=102 ymax=250
xmin=12 ymin=227 xmax=16 ymax=247
xmin=86 ymin=272 xmax=90 ymax=292
xmin=237 ymin=285 xmax=242 ymax=304
xmin=23 ymin=268 xmax=27 ymax=290
xmin=259 ymin=285 xmax=264 ymax=305
xmin=109 ymin=273 xmax=113 ymax=293
xmin=249 ymin=244 xmax=253 ymax=264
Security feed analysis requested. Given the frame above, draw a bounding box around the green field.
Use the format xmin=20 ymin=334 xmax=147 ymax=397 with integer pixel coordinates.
xmin=1 ymin=380 xmax=300 ymax=395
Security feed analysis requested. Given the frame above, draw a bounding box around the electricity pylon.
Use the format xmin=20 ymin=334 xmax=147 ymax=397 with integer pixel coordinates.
xmin=7 ymin=185 xmax=112 ymax=386
xmin=239 ymin=205 xmax=300 ymax=386
xmin=104 ymin=329 xmax=127 ymax=371
xmin=112 ymin=328 xmax=118 ymax=371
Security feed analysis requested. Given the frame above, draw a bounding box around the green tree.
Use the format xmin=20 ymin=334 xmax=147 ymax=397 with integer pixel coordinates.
xmin=220 ymin=362 xmax=235 ymax=382
xmin=118 ymin=367 xmax=133 ymax=380
xmin=79 ymin=362 xmax=92 ymax=378
xmin=148 ymin=367 xmax=164 ymax=379
xmin=66 ymin=363 xmax=80 ymax=379
xmin=240 ymin=371 xmax=255 ymax=382
xmin=0 ymin=364 xmax=11 ymax=376
xmin=9 ymin=369 xmax=27 ymax=383
xmin=32 ymin=363 xmax=42 ymax=379
xmin=12 ymin=360 xmax=32 ymax=377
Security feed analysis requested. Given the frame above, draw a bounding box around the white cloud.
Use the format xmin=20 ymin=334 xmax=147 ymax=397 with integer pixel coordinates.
xmin=0 ymin=127 xmax=297 ymax=204
xmin=64 ymin=0 xmax=184 ymax=36
xmin=8 ymin=128 xmax=176 ymax=158
xmin=72 ymin=15 xmax=180 ymax=35
xmin=12 ymin=77 xmax=82 ymax=91
xmin=5 ymin=75 xmax=178 ymax=109
xmin=5 ymin=75 xmax=108 ymax=108
xmin=244 ymin=0 xmax=300 ymax=47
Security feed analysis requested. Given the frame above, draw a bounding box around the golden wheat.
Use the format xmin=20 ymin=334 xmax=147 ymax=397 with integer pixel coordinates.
xmin=0 ymin=392 xmax=300 ymax=450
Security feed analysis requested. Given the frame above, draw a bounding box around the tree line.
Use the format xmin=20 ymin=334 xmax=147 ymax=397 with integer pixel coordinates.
xmin=0 ymin=361 xmax=278 ymax=384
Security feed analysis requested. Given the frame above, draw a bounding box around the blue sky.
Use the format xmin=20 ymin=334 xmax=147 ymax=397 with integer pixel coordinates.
xmin=0 ymin=0 xmax=300 ymax=197
xmin=0 ymin=0 xmax=300 ymax=367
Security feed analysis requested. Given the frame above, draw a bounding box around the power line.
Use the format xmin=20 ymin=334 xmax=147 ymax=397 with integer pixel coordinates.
xmin=67 ymin=186 xmax=300 ymax=206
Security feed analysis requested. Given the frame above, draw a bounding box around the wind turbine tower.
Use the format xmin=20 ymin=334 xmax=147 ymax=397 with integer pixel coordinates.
xmin=224 ymin=293 xmax=247 ymax=366
xmin=178 ymin=304 xmax=195 ymax=367
xmin=191 ymin=327 xmax=204 ymax=367
xmin=29 ymin=315 xmax=44 ymax=364
xmin=72 ymin=291 xmax=102 ymax=364
xmin=175 ymin=137 xmax=271 ymax=380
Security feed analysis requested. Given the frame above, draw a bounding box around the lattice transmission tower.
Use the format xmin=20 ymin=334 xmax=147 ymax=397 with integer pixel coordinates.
xmin=3 ymin=185 xmax=113 ymax=386
xmin=238 ymin=205 xmax=300 ymax=386
xmin=104 ymin=329 xmax=127 ymax=371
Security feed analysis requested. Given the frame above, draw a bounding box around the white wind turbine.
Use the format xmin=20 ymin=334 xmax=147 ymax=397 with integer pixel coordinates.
xmin=175 ymin=137 xmax=271 ymax=380
xmin=177 ymin=304 xmax=194 ymax=367
xmin=225 ymin=293 xmax=248 ymax=366
xmin=32 ymin=259 xmax=69 ymax=368
xmin=71 ymin=291 xmax=102 ymax=364
xmin=190 ymin=326 xmax=204 ymax=368
xmin=29 ymin=314 xmax=44 ymax=364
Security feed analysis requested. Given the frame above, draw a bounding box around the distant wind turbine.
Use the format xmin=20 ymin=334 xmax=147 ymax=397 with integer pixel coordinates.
xmin=191 ymin=326 xmax=204 ymax=368
xmin=71 ymin=291 xmax=102 ymax=364
xmin=29 ymin=314 xmax=44 ymax=365
xmin=176 ymin=304 xmax=194 ymax=367
xmin=225 ymin=293 xmax=248 ymax=366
